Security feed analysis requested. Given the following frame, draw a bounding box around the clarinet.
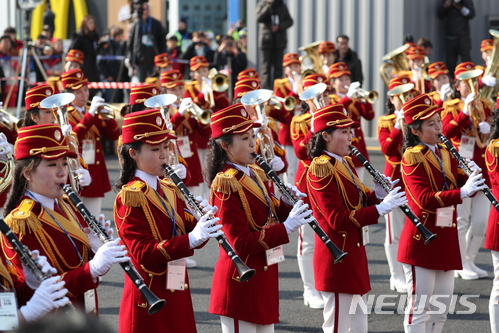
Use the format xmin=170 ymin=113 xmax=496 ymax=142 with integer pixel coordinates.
xmin=252 ymin=153 xmax=348 ymax=263
xmin=349 ymin=146 xmax=436 ymax=245
xmin=61 ymin=184 xmax=166 ymax=315
xmin=0 ymin=219 xmax=75 ymax=312
xmin=163 ymin=165 xmax=256 ymax=282
xmin=438 ymin=134 xmax=499 ymax=212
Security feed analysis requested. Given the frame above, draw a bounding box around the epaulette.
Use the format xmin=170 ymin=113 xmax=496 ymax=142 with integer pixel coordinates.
xmin=250 ymin=164 xmax=269 ymax=182
xmin=329 ymin=94 xmax=342 ymax=104
xmin=159 ymin=178 xmax=183 ymax=199
xmin=273 ymin=140 xmax=286 ymax=156
xmin=488 ymin=138 xmax=499 ymax=158
xmin=5 ymin=199 xmax=41 ymax=236
xmin=211 ymin=168 xmax=242 ymax=195
xmin=273 ymin=78 xmax=289 ymax=93
xmin=120 ymin=180 xmax=146 ymax=207
xmin=441 ymin=99 xmax=462 ymax=119
xmin=480 ymin=98 xmax=493 ymax=111
xmin=344 ymin=156 xmax=355 ymax=168
xmin=309 ymin=154 xmax=335 ymax=178
xmin=377 ymin=114 xmax=396 ymax=131
xmin=403 ymin=145 xmax=425 ymax=165
xmin=291 ymin=113 xmax=312 ymax=137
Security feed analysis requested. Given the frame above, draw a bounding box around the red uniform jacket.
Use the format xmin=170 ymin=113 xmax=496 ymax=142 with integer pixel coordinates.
xmin=485 ymin=140 xmax=499 ymax=251
xmin=209 ymin=164 xmax=291 ymax=325
xmin=290 ymin=112 xmax=313 ymax=204
xmin=2 ymin=196 xmax=98 ymax=311
xmin=398 ymin=144 xmax=467 ymax=270
xmin=332 ymin=93 xmax=375 ymax=167
xmin=0 ymin=247 xmax=33 ymax=307
xmin=68 ymin=107 xmax=120 ymax=197
xmin=441 ymin=98 xmax=492 ymax=187
xmin=274 ymin=78 xmax=300 ymax=146
xmin=0 ymin=125 xmax=17 ymax=207
xmin=171 ymin=109 xmax=211 ymax=186
xmin=115 ymin=177 xmax=199 ymax=333
xmin=377 ymin=114 xmax=404 ymax=186
xmin=307 ymin=154 xmax=379 ymax=295
xmin=428 ymin=91 xmax=443 ymax=107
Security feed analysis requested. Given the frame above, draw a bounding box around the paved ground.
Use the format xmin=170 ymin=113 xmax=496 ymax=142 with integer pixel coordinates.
xmin=96 ymin=152 xmax=493 ymax=333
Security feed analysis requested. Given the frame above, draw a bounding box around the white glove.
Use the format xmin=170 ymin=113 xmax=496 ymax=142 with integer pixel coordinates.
xmin=84 ymin=214 xmax=114 ymax=252
xmin=463 ymin=92 xmax=475 ymax=116
xmin=374 ymin=176 xmax=400 ymax=200
xmin=482 ymin=75 xmax=497 ymax=88
xmin=22 ymin=250 xmax=58 ymax=290
xmin=194 ymin=196 xmax=218 ymax=214
xmin=178 ymin=98 xmax=192 ymax=116
xmin=346 ymin=81 xmax=361 ymax=99
xmin=375 ymin=186 xmax=407 ymax=216
xmin=89 ymin=238 xmax=129 ymax=279
xmin=478 ymin=121 xmax=491 ymax=134
xmin=439 ymin=83 xmax=452 ymax=102
xmin=281 ymin=183 xmax=307 ymax=206
xmin=465 ymin=158 xmax=482 ymax=173
xmin=201 ymin=77 xmax=212 ymax=96
xmin=173 ymin=163 xmax=187 ymax=180
xmin=460 ymin=170 xmax=487 ymax=199
xmin=283 ymin=200 xmax=315 ymax=234
xmin=60 ymin=124 xmax=73 ymax=137
xmin=0 ymin=133 xmax=12 ymax=161
xmin=310 ymin=112 xmax=315 ymax=133
xmin=412 ymin=68 xmax=422 ymax=81
xmin=461 ymin=6 xmax=471 ymax=16
xmin=20 ymin=276 xmax=69 ymax=323
xmin=269 ymin=156 xmax=285 ymax=172
xmin=74 ymin=168 xmax=92 ymax=187
xmin=188 ymin=210 xmax=224 ymax=249
xmin=88 ymin=96 xmax=105 ymax=116
xmin=394 ymin=110 xmax=404 ymax=130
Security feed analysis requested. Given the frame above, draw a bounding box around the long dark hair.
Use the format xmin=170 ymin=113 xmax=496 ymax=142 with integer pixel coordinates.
xmin=78 ymin=15 xmax=98 ymax=38
xmin=386 ymin=98 xmax=395 ymax=115
xmin=22 ymin=108 xmax=40 ymax=127
xmin=490 ymin=109 xmax=499 ymax=141
xmin=5 ymin=157 xmax=42 ymax=215
xmin=403 ymin=120 xmax=424 ymax=151
xmin=307 ymin=127 xmax=336 ymax=159
xmin=204 ymin=135 xmax=234 ymax=187
xmin=114 ymin=141 xmax=144 ymax=191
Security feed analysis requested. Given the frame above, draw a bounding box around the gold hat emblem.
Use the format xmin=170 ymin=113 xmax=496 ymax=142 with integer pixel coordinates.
xmin=172 ymin=73 xmax=177 ymax=79
xmin=76 ymin=72 xmax=82 ymax=78
xmin=339 ymin=65 xmax=344 ymax=70
xmin=249 ymin=72 xmax=254 ymax=77
xmin=466 ymin=65 xmax=472 ymax=69
xmin=424 ymin=98 xmax=431 ymax=105
xmin=46 ymin=89 xmax=52 ymax=95
xmin=196 ymin=58 xmax=201 ymax=63
xmin=251 ymin=81 xmax=257 ymax=88
xmin=402 ymin=78 xmax=407 ymax=83
xmin=163 ymin=57 xmax=167 ymax=61
xmin=318 ymin=77 xmax=323 ymax=82
xmin=415 ymin=49 xmax=420 ymax=54
xmin=435 ymin=65 xmax=440 ymax=69
xmin=54 ymin=129 xmax=61 ymax=141
xmin=156 ymin=116 xmax=162 ymax=126
xmin=241 ymin=109 xmax=247 ymax=117
xmin=152 ymin=88 xmax=157 ymax=95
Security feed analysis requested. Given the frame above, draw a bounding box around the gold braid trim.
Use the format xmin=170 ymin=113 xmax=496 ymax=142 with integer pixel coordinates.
xmin=290 ymin=113 xmax=311 ymax=141
xmin=441 ymin=99 xmax=461 ymax=120
xmin=273 ymin=142 xmax=286 ymax=156
xmin=237 ymin=189 xmax=262 ymax=231
xmin=140 ymin=200 xmax=162 ymax=242
xmin=159 ymin=179 xmax=183 ymax=200
xmin=211 ymin=169 xmax=242 ymax=195
xmin=377 ymin=115 xmax=395 ymax=133
xmin=258 ymin=229 xmax=269 ymax=250
xmin=120 ymin=181 xmax=147 ymax=207
xmin=309 ymin=155 xmax=335 ymax=178
xmin=157 ymin=240 xmax=172 ymax=260
xmin=250 ymin=165 xmax=269 ymax=182
xmin=487 ymin=139 xmax=499 ymax=173
xmin=402 ymin=145 xmax=425 ymax=165
xmin=5 ymin=199 xmax=41 ymax=236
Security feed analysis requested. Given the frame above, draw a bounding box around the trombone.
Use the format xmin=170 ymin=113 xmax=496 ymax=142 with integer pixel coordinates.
xmin=205 ymin=69 xmax=230 ymax=108
xmin=269 ymin=95 xmax=296 ymax=111
xmin=86 ymin=100 xmax=122 ymax=119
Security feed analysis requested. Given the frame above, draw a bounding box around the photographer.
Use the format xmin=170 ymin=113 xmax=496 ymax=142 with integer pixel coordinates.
xmin=213 ymin=35 xmax=247 ymax=92
xmin=437 ymin=0 xmax=475 ymax=76
xmin=180 ymin=31 xmax=214 ymax=78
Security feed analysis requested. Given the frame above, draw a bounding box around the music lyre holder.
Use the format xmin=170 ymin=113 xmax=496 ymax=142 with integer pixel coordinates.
xmin=299 ymin=83 xmax=327 ymax=109
xmin=16 ymin=0 xmax=49 ymax=119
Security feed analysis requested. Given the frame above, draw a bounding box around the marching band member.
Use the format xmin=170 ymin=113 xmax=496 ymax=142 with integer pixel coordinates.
xmin=237 ymin=68 xmax=260 ymax=81
xmin=154 ymin=53 xmax=173 ymax=75
xmin=327 ymin=62 xmax=375 ymax=181
xmin=441 ymin=62 xmax=493 ymax=280
xmin=61 ymin=69 xmax=120 ymax=217
xmin=291 ymin=76 xmax=331 ymax=310
xmin=306 ymin=104 xmax=406 ymax=332
xmin=21 ymin=85 xmax=55 ymax=127
xmin=64 ymin=49 xmax=84 ymax=72
xmin=399 ymin=93 xmax=485 ymax=332
xmin=406 ymin=46 xmax=432 ymax=94
xmin=206 ymin=103 xmax=313 ymax=333
xmin=274 ymin=53 xmax=302 ymax=184
xmin=2 ymin=124 xmax=128 ymax=313
xmin=318 ymin=41 xmax=337 ymax=74
xmin=378 ymin=76 xmax=415 ymax=293
xmin=123 ymin=84 xmax=159 ymax=115
xmin=114 ymin=109 xmax=223 ymax=333
xmin=480 ymin=39 xmax=494 ymax=68
xmin=427 ymin=61 xmax=452 ymax=107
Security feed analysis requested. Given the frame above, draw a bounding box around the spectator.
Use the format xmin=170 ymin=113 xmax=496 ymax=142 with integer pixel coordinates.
xmin=0 ymin=35 xmax=14 ymax=101
xmin=42 ymin=2 xmax=55 ymax=37
xmin=238 ymin=27 xmax=248 ymax=54
xmin=166 ymin=34 xmax=184 ymax=72
xmin=174 ymin=17 xmax=193 ymax=52
xmin=336 ymin=34 xmax=364 ymax=85
xmin=41 ymin=25 xmax=53 ymax=41
xmin=437 ymin=0 xmax=475 ymax=76
xmin=3 ymin=27 xmax=23 ymax=56
xmin=417 ymin=37 xmax=433 ymax=62
xmin=181 ymin=31 xmax=214 ymax=78
xmin=69 ymin=15 xmax=100 ymax=89
xmin=44 ymin=38 xmax=64 ymax=76
xmin=228 ymin=19 xmax=246 ymax=41
xmin=213 ymin=35 xmax=247 ymax=93
xmin=256 ymin=0 xmax=294 ymax=89
xmin=98 ymin=26 xmax=126 ymax=102
xmin=127 ymin=2 xmax=166 ymax=82
xmin=32 ymin=35 xmax=49 ymax=82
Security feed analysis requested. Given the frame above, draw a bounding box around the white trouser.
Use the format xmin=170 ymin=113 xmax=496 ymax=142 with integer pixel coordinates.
xmin=297 ymin=223 xmax=319 ymax=296
xmin=402 ymin=265 xmax=454 ymax=333
xmin=283 ymin=145 xmax=298 ymax=186
xmin=321 ymin=292 xmax=368 ymax=333
xmin=81 ymin=197 xmax=102 ymax=218
xmin=354 ymin=167 xmax=365 ymax=184
xmin=457 ymin=191 xmax=490 ymax=264
xmin=490 ymin=251 xmax=499 ymax=332
xmin=220 ymin=316 xmax=274 ymax=333
xmin=385 ymin=207 xmax=406 ymax=284
xmin=197 ymin=148 xmax=210 ymax=199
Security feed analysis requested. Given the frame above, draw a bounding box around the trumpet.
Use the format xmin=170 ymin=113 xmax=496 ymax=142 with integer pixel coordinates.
xmin=183 ymin=99 xmax=212 ymax=125
xmin=0 ymin=104 xmax=20 ymax=132
xmin=205 ymin=69 xmax=230 ymax=108
xmin=269 ymin=95 xmax=296 ymax=111
xmin=86 ymin=100 xmax=121 ymax=119
xmin=345 ymin=85 xmax=379 ymax=104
